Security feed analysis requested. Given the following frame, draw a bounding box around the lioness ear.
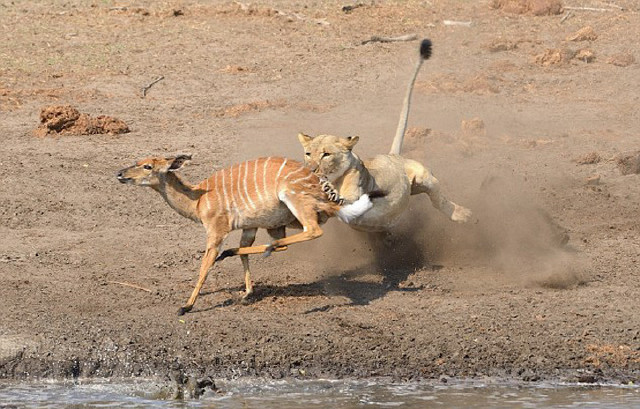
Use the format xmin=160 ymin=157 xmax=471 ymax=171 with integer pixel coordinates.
xmin=298 ymin=132 xmax=313 ymax=146
xmin=342 ymin=135 xmax=359 ymax=150
xmin=167 ymin=154 xmax=192 ymax=171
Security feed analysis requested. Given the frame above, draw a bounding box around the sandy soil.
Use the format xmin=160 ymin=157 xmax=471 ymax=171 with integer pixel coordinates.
xmin=1 ymin=0 xmax=639 ymax=386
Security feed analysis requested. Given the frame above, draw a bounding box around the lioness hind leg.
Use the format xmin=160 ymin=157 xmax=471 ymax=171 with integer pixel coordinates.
xmin=404 ymin=159 xmax=473 ymax=223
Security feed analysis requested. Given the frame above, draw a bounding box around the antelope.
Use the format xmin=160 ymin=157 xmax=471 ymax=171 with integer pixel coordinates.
xmin=116 ymin=154 xmax=379 ymax=315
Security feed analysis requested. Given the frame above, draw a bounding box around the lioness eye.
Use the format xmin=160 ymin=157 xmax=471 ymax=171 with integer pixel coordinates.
xmin=322 ymin=153 xmax=330 ymax=158
xmin=305 ymin=152 xmax=311 ymax=156
xmin=143 ymin=164 xmax=153 ymax=170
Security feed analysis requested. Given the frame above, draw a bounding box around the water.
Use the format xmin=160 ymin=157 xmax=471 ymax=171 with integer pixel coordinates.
xmin=0 ymin=379 xmax=638 ymax=408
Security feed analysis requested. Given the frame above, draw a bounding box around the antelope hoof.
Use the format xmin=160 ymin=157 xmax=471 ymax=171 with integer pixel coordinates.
xmin=215 ymin=249 xmax=236 ymax=262
xmin=263 ymin=245 xmax=276 ymax=258
xmin=178 ymin=305 xmax=192 ymax=316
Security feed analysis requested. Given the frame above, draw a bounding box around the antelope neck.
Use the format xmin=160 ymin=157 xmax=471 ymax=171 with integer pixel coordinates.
xmin=153 ymin=172 xmax=204 ymax=222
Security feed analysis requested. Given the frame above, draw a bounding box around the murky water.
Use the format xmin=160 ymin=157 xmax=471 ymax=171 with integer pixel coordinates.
xmin=0 ymin=379 xmax=638 ymax=408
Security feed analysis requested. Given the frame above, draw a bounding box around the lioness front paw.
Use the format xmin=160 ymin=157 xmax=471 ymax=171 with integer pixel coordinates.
xmin=452 ymin=205 xmax=473 ymax=223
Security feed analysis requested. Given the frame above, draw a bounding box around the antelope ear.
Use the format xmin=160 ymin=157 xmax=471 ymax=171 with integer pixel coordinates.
xmin=342 ymin=135 xmax=359 ymax=150
xmin=168 ymin=154 xmax=192 ymax=171
xmin=298 ymin=132 xmax=313 ymax=146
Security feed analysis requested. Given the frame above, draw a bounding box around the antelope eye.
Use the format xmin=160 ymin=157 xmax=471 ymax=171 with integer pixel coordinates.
xmin=143 ymin=164 xmax=153 ymax=170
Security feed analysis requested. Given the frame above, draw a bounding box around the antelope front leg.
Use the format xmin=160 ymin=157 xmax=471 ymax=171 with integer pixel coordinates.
xmin=179 ymin=232 xmax=225 ymax=316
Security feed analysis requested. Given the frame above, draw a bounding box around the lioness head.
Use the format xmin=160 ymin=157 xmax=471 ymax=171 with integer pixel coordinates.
xmin=298 ymin=133 xmax=359 ymax=181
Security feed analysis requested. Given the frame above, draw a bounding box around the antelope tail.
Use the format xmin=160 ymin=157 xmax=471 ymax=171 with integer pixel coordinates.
xmin=389 ymin=39 xmax=432 ymax=156
xmin=337 ymin=193 xmax=374 ymax=223
xmin=321 ymin=175 xmax=385 ymax=223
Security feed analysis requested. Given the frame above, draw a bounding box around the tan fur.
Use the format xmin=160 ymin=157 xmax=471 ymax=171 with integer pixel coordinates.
xmin=298 ymin=135 xmax=472 ymax=231
xmin=297 ymin=40 xmax=472 ymax=231
xmin=117 ymin=155 xmax=368 ymax=314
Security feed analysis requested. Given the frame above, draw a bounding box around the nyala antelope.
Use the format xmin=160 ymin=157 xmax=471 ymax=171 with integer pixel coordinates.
xmin=117 ymin=154 xmax=378 ymax=315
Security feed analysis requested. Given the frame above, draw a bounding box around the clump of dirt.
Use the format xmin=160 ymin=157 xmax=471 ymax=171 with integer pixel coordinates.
xmin=457 ymin=118 xmax=489 ymax=156
xmin=566 ymin=26 xmax=598 ymax=42
xmin=490 ymin=0 xmax=563 ymax=16
xmin=616 ymin=151 xmax=640 ymax=175
xmin=575 ymin=49 xmax=596 ymax=63
xmin=533 ymin=48 xmax=576 ymax=66
xmin=109 ymin=6 xmax=150 ymax=16
xmin=215 ymin=99 xmax=287 ymax=118
xmin=574 ymin=151 xmax=601 ymax=165
xmin=418 ymin=74 xmax=500 ymax=95
xmin=461 ymin=118 xmax=486 ymax=136
xmin=404 ymin=127 xmax=432 ymax=146
xmin=404 ymin=127 xmax=432 ymax=158
xmin=606 ymin=52 xmax=635 ymax=67
xmin=34 ymin=105 xmax=130 ymax=137
xmin=486 ymin=38 xmax=518 ymax=53
xmin=584 ymin=344 xmax=640 ymax=368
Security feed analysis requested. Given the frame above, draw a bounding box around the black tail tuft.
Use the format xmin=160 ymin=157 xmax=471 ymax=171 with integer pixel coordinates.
xmin=420 ymin=39 xmax=432 ymax=60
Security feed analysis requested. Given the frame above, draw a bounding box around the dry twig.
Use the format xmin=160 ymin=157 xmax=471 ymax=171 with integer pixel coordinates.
xmin=560 ymin=11 xmax=573 ymax=23
xmin=361 ymin=34 xmax=417 ymax=45
xmin=443 ymin=20 xmax=472 ymax=27
xmin=107 ymin=280 xmax=153 ymax=293
xmin=342 ymin=3 xmax=365 ymax=13
xmin=141 ymin=75 xmax=164 ymax=98
xmin=563 ymin=6 xmax=615 ymax=12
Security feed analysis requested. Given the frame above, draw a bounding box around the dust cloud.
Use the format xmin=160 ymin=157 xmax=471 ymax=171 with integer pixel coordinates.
xmin=232 ymin=113 xmax=586 ymax=294
xmin=296 ymin=168 xmax=586 ymax=293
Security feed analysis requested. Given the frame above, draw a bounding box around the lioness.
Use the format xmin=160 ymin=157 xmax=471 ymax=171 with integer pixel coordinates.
xmin=298 ymin=39 xmax=473 ymax=232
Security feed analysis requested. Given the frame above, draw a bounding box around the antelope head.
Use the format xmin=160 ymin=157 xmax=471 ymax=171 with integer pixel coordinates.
xmin=117 ymin=155 xmax=192 ymax=188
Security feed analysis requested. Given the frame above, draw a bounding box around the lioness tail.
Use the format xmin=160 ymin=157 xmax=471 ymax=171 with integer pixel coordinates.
xmin=389 ymin=38 xmax=432 ymax=155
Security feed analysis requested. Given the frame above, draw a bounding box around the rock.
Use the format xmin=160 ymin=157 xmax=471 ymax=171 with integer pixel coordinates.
xmin=487 ymin=39 xmax=518 ymax=52
xmin=534 ymin=48 xmax=575 ymax=66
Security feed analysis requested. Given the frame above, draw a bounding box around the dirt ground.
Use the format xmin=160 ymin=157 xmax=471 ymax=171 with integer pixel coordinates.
xmin=1 ymin=0 xmax=639 ymax=386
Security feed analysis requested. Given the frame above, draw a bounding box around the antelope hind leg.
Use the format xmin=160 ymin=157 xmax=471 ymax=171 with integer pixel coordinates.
xmin=215 ymin=244 xmax=288 ymax=261
xmin=239 ymin=228 xmax=258 ymax=300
